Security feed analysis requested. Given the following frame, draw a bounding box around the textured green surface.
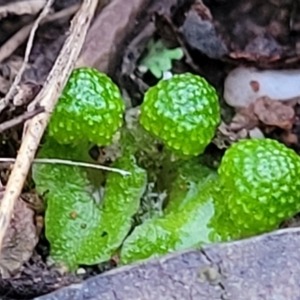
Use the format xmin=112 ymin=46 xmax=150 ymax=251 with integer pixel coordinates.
xmin=121 ymin=139 xmax=300 ymax=264
xmin=140 ymin=73 xmax=220 ymax=157
xmin=39 ymin=66 xmax=300 ymax=267
xmin=48 ymin=67 xmax=125 ymax=146
xmin=219 ymin=138 xmax=300 ymax=237
xmin=121 ymin=161 xmax=234 ymax=264
xmin=139 ymin=39 xmax=184 ymax=78
xmin=164 ymin=160 xmax=218 ymax=214
xmin=33 ymin=142 xmax=147 ymax=270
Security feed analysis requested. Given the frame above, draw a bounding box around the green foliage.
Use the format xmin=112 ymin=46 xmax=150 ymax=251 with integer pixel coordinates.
xmin=48 ymin=67 xmax=125 ymax=146
xmin=121 ymin=161 xmax=234 ymax=264
xmin=34 ymin=66 xmax=300 ymax=270
xmin=33 ymin=141 xmax=147 ymax=270
xmin=139 ymin=39 xmax=183 ymax=78
xmin=121 ymin=138 xmax=300 ymax=263
xmin=140 ymin=73 xmax=220 ymax=157
xmin=219 ymin=138 xmax=300 ymax=237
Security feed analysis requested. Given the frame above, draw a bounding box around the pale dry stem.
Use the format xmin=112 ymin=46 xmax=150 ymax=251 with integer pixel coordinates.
xmin=0 ymin=106 xmax=44 ymax=133
xmin=0 ymin=0 xmax=99 ymax=252
xmin=0 ymin=158 xmax=131 ymax=176
xmin=0 ymin=0 xmax=46 ymax=20
xmin=0 ymin=3 xmax=79 ymax=67
xmin=0 ymin=0 xmax=55 ymax=112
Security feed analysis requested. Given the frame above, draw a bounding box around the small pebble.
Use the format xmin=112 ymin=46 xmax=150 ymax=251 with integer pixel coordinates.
xmin=76 ymin=267 xmax=86 ymax=275
xmin=224 ymin=67 xmax=300 ymax=108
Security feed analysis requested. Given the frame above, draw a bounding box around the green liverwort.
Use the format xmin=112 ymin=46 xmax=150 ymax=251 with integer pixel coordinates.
xmin=140 ymin=73 xmax=220 ymax=157
xmin=219 ymin=138 xmax=300 ymax=237
xmin=49 ymin=67 xmax=125 ymax=145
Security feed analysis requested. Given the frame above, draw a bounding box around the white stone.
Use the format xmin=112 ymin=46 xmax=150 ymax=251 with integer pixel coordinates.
xmin=224 ymin=67 xmax=300 ymax=108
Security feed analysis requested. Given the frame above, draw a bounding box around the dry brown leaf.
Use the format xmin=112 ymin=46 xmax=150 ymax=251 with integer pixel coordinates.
xmin=228 ymin=96 xmax=295 ymax=135
xmin=0 ymin=76 xmax=10 ymax=94
xmin=280 ymin=131 xmax=298 ymax=146
xmin=253 ymin=96 xmax=295 ymax=130
xmin=0 ymin=195 xmax=38 ymax=279
xmin=0 ymin=55 xmax=25 ymax=82
xmin=77 ymin=0 xmax=153 ymax=73
xmin=0 ymin=0 xmax=46 ymax=20
xmin=181 ymin=0 xmax=300 ymax=68
xmin=218 ymin=96 xmax=297 ymax=149
xmin=213 ymin=121 xmax=249 ymax=149
xmin=13 ymin=82 xmax=41 ymax=106
xmin=229 ymin=104 xmax=259 ymax=131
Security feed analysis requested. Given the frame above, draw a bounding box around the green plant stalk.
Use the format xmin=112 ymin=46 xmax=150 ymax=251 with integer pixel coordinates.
xmin=120 ymin=161 xmax=235 ymax=264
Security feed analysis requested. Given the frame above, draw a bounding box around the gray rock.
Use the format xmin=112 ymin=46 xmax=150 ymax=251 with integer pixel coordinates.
xmin=35 ymin=228 xmax=300 ymax=300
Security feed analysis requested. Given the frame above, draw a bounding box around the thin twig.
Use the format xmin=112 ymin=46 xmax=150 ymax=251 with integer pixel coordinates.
xmin=0 ymin=0 xmax=99 ymax=252
xmin=0 ymin=3 xmax=79 ymax=64
xmin=0 ymin=0 xmax=54 ymax=112
xmin=0 ymin=158 xmax=130 ymax=176
xmin=0 ymin=0 xmax=46 ymax=20
xmin=0 ymin=75 xmax=10 ymax=94
xmin=0 ymin=106 xmax=44 ymax=133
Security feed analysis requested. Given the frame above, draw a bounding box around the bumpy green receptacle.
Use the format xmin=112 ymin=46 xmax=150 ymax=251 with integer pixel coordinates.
xmin=219 ymin=138 xmax=300 ymax=237
xmin=140 ymin=73 xmax=220 ymax=157
xmin=49 ymin=67 xmax=125 ymax=145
